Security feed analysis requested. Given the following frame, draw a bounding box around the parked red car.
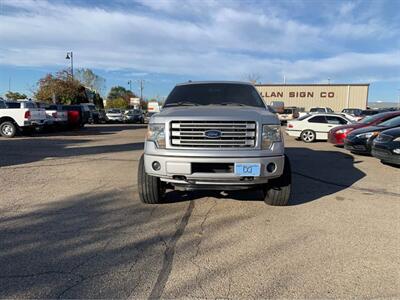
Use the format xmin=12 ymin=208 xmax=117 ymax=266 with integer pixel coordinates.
xmin=328 ymin=111 xmax=400 ymax=146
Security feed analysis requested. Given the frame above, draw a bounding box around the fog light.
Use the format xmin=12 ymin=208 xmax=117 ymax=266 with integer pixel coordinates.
xmin=393 ymin=149 xmax=400 ymax=154
xmin=266 ymin=163 xmax=276 ymax=173
xmin=152 ymin=161 xmax=161 ymax=171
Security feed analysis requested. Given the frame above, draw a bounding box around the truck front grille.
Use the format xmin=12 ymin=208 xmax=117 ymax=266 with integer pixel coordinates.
xmin=170 ymin=121 xmax=256 ymax=148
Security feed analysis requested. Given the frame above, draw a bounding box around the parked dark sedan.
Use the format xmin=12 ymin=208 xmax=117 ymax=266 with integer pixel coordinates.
xmin=328 ymin=111 xmax=400 ymax=146
xmin=344 ymin=115 xmax=400 ymax=154
xmin=372 ymin=127 xmax=400 ymax=165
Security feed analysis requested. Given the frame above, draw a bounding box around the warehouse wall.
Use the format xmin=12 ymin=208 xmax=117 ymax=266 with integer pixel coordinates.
xmin=255 ymin=84 xmax=369 ymax=112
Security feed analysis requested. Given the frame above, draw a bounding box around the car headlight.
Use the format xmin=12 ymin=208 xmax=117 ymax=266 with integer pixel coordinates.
xmin=393 ymin=137 xmax=400 ymax=142
xmin=262 ymin=125 xmax=281 ymax=149
xmin=146 ymin=124 xmax=165 ymax=148
xmin=356 ymin=132 xmax=379 ymax=139
xmin=336 ymin=128 xmax=352 ymax=134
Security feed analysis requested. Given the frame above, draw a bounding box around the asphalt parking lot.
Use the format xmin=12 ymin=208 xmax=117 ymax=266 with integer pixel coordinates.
xmin=0 ymin=124 xmax=399 ymax=299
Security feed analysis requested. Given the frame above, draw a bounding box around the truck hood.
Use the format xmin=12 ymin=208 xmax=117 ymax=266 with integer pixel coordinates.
xmin=152 ymin=106 xmax=279 ymax=124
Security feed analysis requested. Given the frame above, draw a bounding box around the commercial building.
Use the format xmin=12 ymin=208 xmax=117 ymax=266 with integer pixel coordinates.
xmin=255 ymin=83 xmax=369 ymax=112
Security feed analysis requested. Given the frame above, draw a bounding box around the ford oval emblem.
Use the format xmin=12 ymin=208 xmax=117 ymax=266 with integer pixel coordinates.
xmin=205 ymin=130 xmax=222 ymax=138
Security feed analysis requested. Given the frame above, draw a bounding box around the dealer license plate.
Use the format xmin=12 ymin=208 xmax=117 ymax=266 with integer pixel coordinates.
xmin=234 ymin=163 xmax=261 ymax=176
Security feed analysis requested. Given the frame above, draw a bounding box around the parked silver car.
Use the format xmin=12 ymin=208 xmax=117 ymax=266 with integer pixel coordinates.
xmin=106 ymin=109 xmax=124 ymax=123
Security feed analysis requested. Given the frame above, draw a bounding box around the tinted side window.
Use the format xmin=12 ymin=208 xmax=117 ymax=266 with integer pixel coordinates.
xmin=308 ymin=116 xmax=327 ymax=123
xmin=6 ymin=102 xmax=20 ymax=108
xmin=24 ymin=102 xmax=37 ymax=109
xmin=326 ymin=116 xmax=347 ymax=125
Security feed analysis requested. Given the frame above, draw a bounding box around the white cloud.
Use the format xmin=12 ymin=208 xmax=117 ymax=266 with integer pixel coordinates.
xmin=0 ymin=0 xmax=398 ymax=84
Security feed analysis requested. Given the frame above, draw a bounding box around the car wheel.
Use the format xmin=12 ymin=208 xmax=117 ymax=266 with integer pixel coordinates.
xmin=0 ymin=121 xmax=17 ymax=138
xmin=138 ymin=154 xmax=165 ymax=204
xmin=301 ymin=130 xmax=316 ymax=143
xmin=262 ymin=155 xmax=291 ymax=206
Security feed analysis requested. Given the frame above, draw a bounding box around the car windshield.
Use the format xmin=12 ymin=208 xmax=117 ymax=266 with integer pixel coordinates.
xmin=164 ymin=83 xmax=266 ymax=108
xmin=297 ymin=114 xmax=310 ymax=121
xmin=310 ymin=108 xmax=325 ymax=112
xmin=359 ymin=112 xmax=395 ymax=124
xmin=283 ymin=109 xmax=294 ymax=114
xmin=127 ymin=110 xmax=139 ymax=115
xmin=377 ymin=116 xmax=400 ymax=127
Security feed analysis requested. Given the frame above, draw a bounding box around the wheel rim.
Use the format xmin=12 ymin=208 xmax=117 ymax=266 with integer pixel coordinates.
xmin=2 ymin=125 xmax=14 ymax=136
xmin=302 ymin=131 xmax=314 ymax=141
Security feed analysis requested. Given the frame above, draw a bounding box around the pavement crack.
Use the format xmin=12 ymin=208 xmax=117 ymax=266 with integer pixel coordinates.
xmin=148 ymin=200 xmax=195 ymax=299
xmin=190 ymin=199 xmax=217 ymax=298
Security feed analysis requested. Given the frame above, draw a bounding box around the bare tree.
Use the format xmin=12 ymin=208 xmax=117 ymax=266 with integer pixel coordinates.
xmin=246 ymin=73 xmax=261 ymax=84
xmin=75 ymin=68 xmax=106 ymax=94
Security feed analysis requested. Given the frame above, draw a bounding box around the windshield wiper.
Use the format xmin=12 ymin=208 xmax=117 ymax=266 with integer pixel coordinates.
xmin=164 ymin=101 xmax=200 ymax=107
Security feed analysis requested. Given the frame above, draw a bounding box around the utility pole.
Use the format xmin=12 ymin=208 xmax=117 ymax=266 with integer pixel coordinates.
xmin=66 ymin=51 xmax=74 ymax=79
xmin=137 ymin=79 xmax=145 ymax=101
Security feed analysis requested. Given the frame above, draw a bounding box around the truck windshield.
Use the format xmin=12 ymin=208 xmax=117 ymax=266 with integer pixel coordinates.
xmin=164 ymin=83 xmax=266 ymax=108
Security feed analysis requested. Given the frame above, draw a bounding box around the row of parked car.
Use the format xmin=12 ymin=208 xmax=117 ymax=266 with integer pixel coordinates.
xmin=0 ymin=99 xmax=104 ymax=138
xmin=277 ymin=106 xmax=391 ymax=124
xmin=285 ymin=109 xmax=400 ymax=166
xmin=105 ymin=108 xmax=156 ymax=124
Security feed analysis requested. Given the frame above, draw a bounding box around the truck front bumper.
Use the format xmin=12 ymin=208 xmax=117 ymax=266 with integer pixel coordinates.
xmin=144 ymin=154 xmax=285 ymax=187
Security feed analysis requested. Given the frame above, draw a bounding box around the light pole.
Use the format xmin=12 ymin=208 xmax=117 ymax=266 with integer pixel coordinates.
xmin=65 ymin=51 xmax=74 ymax=79
xmin=128 ymin=80 xmax=132 ymax=92
xmin=398 ymin=89 xmax=400 ymax=110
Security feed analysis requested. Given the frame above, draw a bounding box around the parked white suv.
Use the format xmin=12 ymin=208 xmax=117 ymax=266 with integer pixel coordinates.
xmin=286 ymin=113 xmax=353 ymax=142
xmin=0 ymin=100 xmax=46 ymax=137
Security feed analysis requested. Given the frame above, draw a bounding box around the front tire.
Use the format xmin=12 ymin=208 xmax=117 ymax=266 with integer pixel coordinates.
xmin=0 ymin=121 xmax=17 ymax=138
xmin=301 ymin=130 xmax=316 ymax=143
xmin=138 ymin=154 xmax=165 ymax=204
xmin=263 ymin=155 xmax=292 ymax=206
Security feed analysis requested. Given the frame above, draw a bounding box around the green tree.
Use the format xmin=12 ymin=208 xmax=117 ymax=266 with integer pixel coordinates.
xmin=75 ymin=68 xmax=106 ymax=94
xmin=105 ymin=97 xmax=129 ymax=109
xmin=5 ymin=91 xmax=27 ymax=100
xmin=35 ymin=70 xmax=88 ymax=104
xmin=107 ymin=86 xmax=136 ymax=102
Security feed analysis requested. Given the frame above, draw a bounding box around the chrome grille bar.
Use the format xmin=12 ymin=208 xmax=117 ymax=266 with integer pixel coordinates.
xmin=170 ymin=121 xmax=256 ymax=148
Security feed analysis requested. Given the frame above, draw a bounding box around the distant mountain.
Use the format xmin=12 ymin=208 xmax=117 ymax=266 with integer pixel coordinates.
xmin=368 ymin=102 xmax=399 ymax=109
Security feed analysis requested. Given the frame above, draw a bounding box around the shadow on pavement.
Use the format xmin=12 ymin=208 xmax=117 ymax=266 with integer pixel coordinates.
xmin=0 ymin=190 xmax=245 ymax=298
xmin=0 ymin=124 xmax=145 ymax=168
xmin=159 ymin=147 xmax=365 ymax=206
xmin=286 ymin=147 xmax=365 ymax=205
xmin=0 ymin=140 xmax=144 ymax=168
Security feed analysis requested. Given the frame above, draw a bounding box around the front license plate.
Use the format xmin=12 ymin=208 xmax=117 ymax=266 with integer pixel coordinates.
xmin=234 ymin=163 xmax=261 ymax=176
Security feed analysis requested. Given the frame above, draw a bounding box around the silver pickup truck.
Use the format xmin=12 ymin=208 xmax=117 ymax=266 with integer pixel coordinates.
xmin=138 ymin=81 xmax=291 ymax=206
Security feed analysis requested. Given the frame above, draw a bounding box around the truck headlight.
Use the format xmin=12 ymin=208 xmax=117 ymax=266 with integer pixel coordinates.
xmin=146 ymin=124 xmax=165 ymax=149
xmin=262 ymin=125 xmax=282 ymax=149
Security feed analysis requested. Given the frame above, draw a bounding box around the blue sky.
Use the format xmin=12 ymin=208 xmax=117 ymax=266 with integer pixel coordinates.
xmin=0 ymin=0 xmax=399 ymax=101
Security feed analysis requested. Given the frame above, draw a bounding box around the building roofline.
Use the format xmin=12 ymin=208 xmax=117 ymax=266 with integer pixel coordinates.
xmin=255 ymin=83 xmax=370 ymax=86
